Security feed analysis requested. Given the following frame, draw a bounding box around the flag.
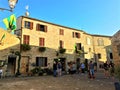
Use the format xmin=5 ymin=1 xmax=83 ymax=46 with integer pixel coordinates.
xmin=3 ymin=14 xmax=17 ymax=31
xmin=0 ymin=34 xmax=5 ymax=42
xmin=3 ymin=18 xmax=9 ymax=29
xmin=74 ymin=44 xmax=77 ymax=50
xmin=74 ymin=43 xmax=78 ymax=53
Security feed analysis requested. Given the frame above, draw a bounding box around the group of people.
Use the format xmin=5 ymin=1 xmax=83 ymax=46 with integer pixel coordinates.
xmin=53 ymin=61 xmax=62 ymax=77
xmin=103 ymin=61 xmax=115 ymax=80
xmin=66 ymin=60 xmax=96 ymax=79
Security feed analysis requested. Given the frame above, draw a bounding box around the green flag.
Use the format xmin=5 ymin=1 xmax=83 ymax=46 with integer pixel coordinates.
xmin=3 ymin=14 xmax=17 ymax=31
xmin=74 ymin=44 xmax=77 ymax=50
xmin=74 ymin=44 xmax=78 ymax=53
xmin=0 ymin=34 xmax=5 ymax=42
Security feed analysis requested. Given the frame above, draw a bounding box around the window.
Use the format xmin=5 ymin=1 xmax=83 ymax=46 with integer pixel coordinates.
xmin=76 ymin=43 xmax=81 ymax=50
xmin=59 ymin=40 xmax=64 ymax=48
xmin=59 ymin=29 xmax=64 ymax=35
xmin=72 ymin=32 xmax=80 ymax=38
xmin=36 ymin=24 xmax=47 ymax=32
xmin=86 ymin=37 xmax=91 ymax=45
xmin=23 ymin=35 xmax=30 ymax=44
xmin=98 ymin=53 xmax=101 ymax=59
xmin=97 ymin=38 xmax=104 ymax=46
xmin=109 ymin=53 xmax=113 ymax=59
xmin=36 ymin=57 xmax=47 ymax=67
xmin=24 ymin=21 xmax=33 ymax=30
xmin=39 ymin=38 xmax=45 ymax=46
xmin=89 ymin=48 xmax=91 ymax=52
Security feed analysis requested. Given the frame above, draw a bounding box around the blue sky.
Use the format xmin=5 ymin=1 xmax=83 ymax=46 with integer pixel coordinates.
xmin=0 ymin=0 xmax=120 ymax=36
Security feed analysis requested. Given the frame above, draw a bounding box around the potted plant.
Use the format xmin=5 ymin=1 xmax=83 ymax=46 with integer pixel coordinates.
xmin=21 ymin=44 xmax=31 ymax=51
xmin=59 ymin=47 xmax=66 ymax=54
xmin=38 ymin=47 xmax=46 ymax=52
xmin=30 ymin=67 xmax=40 ymax=76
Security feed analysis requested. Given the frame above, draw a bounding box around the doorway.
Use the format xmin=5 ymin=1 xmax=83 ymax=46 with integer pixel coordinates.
xmin=20 ymin=57 xmax=29 ymax=75
xmin=7 ymin=56 xmax=16 ymax=75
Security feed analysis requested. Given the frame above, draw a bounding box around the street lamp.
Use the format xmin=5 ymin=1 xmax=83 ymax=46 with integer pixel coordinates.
xmin=0 ymin=0 xmax=18 ymax=12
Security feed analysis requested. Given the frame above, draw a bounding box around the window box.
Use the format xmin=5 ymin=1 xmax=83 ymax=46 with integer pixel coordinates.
xmin=38 ymin=47 xmax=46 ymax=52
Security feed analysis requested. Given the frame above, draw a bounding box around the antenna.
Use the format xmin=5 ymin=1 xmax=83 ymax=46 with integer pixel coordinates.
xmin=25 ymin=5 xmax=29 ymax=16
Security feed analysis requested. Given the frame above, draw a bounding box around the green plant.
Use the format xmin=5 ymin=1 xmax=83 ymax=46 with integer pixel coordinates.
xmin=21 ymin=44 xmax=31 ymax=51
xmin=38 ymin=47 xmax=46 ymax=52
xmin=59 ymin=48 xmax=66 ymax=54
xmin=30 ymin=67 xmax=43 ymax=76
xmin=31 ymin=67 xmax=40 ymax=74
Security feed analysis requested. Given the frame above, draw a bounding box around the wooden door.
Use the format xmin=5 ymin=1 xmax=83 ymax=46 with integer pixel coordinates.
xmin=20 ymin=57 xmax=29 ymax=75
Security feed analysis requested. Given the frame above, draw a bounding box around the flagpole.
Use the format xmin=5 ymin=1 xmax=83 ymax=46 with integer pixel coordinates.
xmin=0 ymin=8 xmax=12 ymax=12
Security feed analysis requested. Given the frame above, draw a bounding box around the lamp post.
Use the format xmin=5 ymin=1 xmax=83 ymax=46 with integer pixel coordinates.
xmin=0 ymin=0 xmax=18 ymax=12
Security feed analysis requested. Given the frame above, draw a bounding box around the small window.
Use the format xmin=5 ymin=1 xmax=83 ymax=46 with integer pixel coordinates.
xmin=109 ymin=53 xmax=113 ymax=59
xmin=59 ymin=40 xmax=64 ymax=48
xmin=98 ymin=53 xmax=101 ymax=59
xmin=36 ymin=57 xmax=47 ymax=67
xmin=23 ymin=35 xmax=30 ymax=44
xmin=76 ymin=43 xmax=81 ymax=50
xmin=36 ymin=24 xmax=47 ymax=32
xmin=87 ymin=37 xmax=91 ymax=45
xmin=39 ymin=38 xmax=45 ymax=46
xmin=59 ymin=29 xmax=64 ymax=35
xmin=72 ymin=32 xmax=80 ymax=38
xmin=98 ymin=38 xmax=104 ymax=46
xmin=24 ymin=21 xmax=33 ymax=30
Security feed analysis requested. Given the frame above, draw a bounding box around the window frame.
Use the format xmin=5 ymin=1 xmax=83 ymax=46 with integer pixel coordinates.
xmin=24 ymin=21 xmax=33 ymax=30
xmin=36 ymin=57 xmax=47 ymax=67
xmin=23 ymin=35 xmax=30 ymax=44
xmin=39 ymin=37 xmax=45 ymax=47
xmin=36 ymin=24 xmax=47 ymax=32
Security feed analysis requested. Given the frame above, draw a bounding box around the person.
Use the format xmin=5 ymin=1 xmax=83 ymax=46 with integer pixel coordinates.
xmin=80 ymin=63 xmax=85 ymax=74
xmin=88 ymin=61 xmax=95 ymax=79
xmin=57 ymin=62 xmax=62 ymax=76
xmin=0 ymin=67 xmax=3 ymax=79
xmin=103 ymin=61 xmax=110 ymax=78
xmin=53 ymin=61 xmax=57 ymax=77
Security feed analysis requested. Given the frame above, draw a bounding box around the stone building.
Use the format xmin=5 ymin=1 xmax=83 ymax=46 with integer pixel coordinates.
xmin=111 ymin=30 xmax=120 ymax=65
xmin=0 ymin=16 xmax=112 ymax=75
xmin=0 ymin=28 xmax=20 ymax=76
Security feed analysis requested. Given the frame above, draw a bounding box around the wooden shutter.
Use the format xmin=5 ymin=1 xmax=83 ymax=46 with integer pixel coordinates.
xmin=45 ymin=26 xmax=47 ymax=32
xmin=23 ymin=35 xmax=30 ymax=44
xmin=72 ymin=32 xmax=74 ymax=38
xmin=36 ymin=24 xmax=39 ymax=31
xmin=39 ymin=38 xmax=45 ymax=46
xmin=30 ymin=22 xmax=33 ymax=30
xmin=78 ymin=33 xmax=80 ymax=38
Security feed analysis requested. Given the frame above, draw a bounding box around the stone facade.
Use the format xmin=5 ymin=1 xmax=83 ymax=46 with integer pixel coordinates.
xmin=0 ymin=16 xmax=112 ymax=75
xmin=15 ymin=16 xmax=112 ymax=75
xmin=111 ymin=30 xmax=120 ymax=65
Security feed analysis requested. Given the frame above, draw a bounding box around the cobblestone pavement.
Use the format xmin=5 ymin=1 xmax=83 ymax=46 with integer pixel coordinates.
xmin=0 ymin=70 xmax=117 ymax=90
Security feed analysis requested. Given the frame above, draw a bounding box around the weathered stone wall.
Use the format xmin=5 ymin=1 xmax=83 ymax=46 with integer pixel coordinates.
xmin=111 ymin=30 xmax=120 ymax=65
